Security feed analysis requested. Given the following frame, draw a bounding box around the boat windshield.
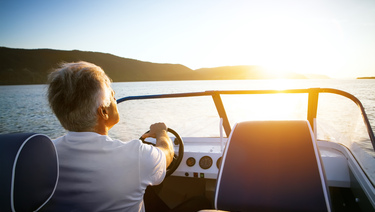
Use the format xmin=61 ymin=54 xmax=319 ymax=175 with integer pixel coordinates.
xmin=113 ymin=88 xmax=375 ymax=185
xmin=316 ymin=92 xmax=375 ymax=185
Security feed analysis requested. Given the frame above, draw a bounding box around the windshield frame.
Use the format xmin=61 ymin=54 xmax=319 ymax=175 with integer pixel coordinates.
xmin=117 ymin=88 xmax=375 ymax=151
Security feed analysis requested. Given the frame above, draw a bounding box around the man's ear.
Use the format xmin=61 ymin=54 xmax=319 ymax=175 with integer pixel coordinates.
xmin=97 ymin=106 xmax=109 ymax=120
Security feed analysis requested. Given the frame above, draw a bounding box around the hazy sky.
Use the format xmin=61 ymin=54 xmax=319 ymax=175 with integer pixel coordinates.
xmin=1 ymin=0 xmax=374 ymax=78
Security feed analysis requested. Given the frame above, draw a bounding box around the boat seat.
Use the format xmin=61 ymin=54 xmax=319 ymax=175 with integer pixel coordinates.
xmin=215 ymin=120 xmax=331 ymax=212
xmin=0 ymin=133 xmax=59 ymax=212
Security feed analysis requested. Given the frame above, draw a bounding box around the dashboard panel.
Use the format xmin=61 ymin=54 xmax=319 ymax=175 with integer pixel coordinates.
xmin=172 ymin=137 xmax=227 ymax=179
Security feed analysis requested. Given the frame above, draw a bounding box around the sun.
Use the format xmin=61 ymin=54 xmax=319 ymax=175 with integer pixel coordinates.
xmin=217 ymin=15 xmax=345 ymax=78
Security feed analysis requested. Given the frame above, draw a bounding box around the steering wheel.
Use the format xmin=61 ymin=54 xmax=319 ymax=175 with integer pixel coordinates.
xmin=140 ymin=128 xmax=184 ymax=177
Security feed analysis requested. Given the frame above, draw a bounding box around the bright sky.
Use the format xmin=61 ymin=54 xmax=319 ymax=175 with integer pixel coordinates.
xmin=1 ymin=0 xmax=374 ymax=78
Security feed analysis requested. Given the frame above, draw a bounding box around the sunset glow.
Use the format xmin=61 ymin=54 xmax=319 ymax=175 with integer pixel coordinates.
xmin=1 ymin=0 xmax=374 ymax=78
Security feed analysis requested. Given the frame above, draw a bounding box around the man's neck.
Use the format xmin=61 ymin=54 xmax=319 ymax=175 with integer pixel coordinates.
xmin=93 ymin=123 xmax=109 ymax=135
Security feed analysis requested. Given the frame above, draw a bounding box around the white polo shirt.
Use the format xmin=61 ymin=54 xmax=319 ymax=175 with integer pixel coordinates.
xmin=46 ymin=131 xmax=166 ymax=212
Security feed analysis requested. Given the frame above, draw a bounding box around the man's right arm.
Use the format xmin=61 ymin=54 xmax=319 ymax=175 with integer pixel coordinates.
xmin=141 ymin=122 xmax=174 ymax=166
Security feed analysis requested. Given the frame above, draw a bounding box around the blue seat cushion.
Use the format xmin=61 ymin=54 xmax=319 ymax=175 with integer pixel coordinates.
xmin=215 ymin=120 xmax=330 ymax=212
xmin=0 ymin=133 xmax=58 ymax=212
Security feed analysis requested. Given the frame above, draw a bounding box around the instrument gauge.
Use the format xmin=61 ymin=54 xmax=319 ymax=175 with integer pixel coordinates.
xmin=199 ymin=156 xmax=213 ymax=170
xmin=186 ymin=157 xmax=196 ymax=167
xmin=217 ymin=157 xmax=223 ymax=169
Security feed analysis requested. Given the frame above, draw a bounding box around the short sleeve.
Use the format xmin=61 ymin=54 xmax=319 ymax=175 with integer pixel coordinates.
xmin=139 ymin=142 xmax=167 ymax=186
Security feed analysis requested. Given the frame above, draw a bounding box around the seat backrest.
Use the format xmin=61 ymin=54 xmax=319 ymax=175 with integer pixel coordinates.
xmin=215 ymin=120 xmax=331 ymax=212
xmin=0 ymin=133 xmax=59 ymax=212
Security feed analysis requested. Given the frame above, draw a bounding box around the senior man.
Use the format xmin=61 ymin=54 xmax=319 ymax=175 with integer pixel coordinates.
xmin=43 ymin=61 xmax=174 ymax=212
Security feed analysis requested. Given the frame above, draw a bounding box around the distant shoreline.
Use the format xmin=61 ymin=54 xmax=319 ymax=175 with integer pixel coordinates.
xmin=357 ymin=77 xmax=375 ymax=79
xmin=2 ymin=47 xmax=373 ymax=85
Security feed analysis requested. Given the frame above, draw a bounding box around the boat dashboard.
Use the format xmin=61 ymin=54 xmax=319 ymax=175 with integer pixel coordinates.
xmin=171 ymin=137 xmax=226 ymax=179
xmin=143 ymin=136 xmax=225 ymax=179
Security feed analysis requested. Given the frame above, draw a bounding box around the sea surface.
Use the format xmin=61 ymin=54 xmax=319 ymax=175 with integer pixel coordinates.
xmin=1 ymin=79 xmax=374 ymax=144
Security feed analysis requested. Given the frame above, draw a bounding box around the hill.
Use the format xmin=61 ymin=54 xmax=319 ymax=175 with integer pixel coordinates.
xmin=194 ymin=66 xmax=308 ymax=80
xmin=357 ymin=77 xmax=375 ymax=79
xmin=0 ymin=47 xmax=198 ymax=85
xmin=0 ymin=47 xmax=328 ymax=85
xmin=195 ymin=66 xmax=269 ymax=80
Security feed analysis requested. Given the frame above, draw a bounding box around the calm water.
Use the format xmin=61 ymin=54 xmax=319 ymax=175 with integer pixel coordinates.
xmin=1 ymin=79 xmax=374 ymax=142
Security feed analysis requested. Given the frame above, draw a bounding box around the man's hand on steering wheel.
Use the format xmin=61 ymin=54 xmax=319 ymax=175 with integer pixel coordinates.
xmin=140 ymin=123 xmax=184 ymax=177
xmin=141 ymin=122 xmax=168 ymax=140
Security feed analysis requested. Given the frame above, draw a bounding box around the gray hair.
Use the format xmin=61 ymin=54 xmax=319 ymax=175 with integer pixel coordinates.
xmin=47 ymin=61 xmax=112 ymax=131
